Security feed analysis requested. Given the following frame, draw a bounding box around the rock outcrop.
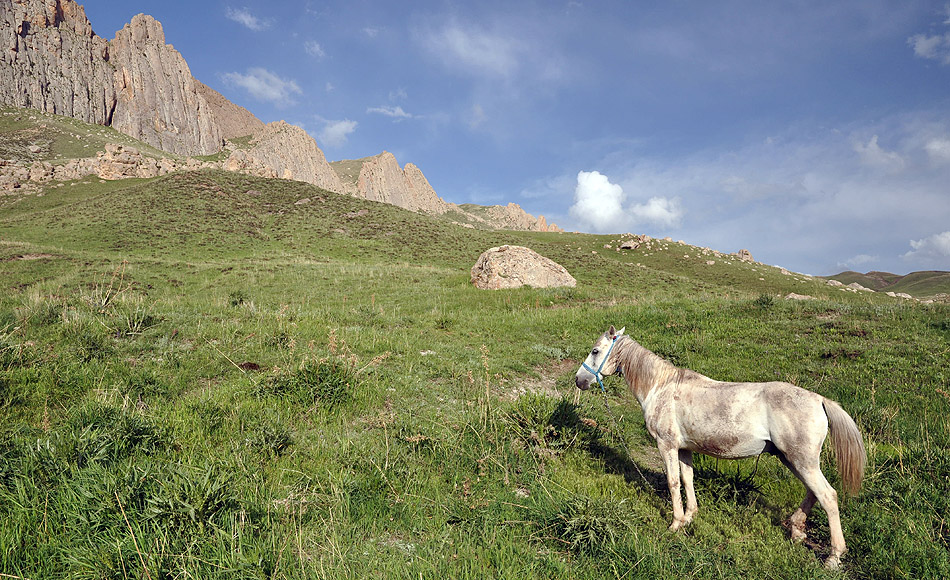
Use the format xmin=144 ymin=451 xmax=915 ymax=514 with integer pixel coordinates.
xmin=225 ymin=122 xmax=343 ymax=192
xmin=0 ymin=0 xmax=116 ymax=126
xmin=484 ymin=203 xmax=562 ymax=232
xmin=331 ymin=152 xmax=450 ymax=215
xmin=195 ymin=80 xmax=263 ymax=140
xmin=471 ymin=245 xmax=576 ymax=290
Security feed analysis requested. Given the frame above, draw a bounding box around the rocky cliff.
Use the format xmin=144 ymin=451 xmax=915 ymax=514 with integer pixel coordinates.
xmin=195 ymin=81 xmax=264 ymax=140
xmin=0 ymin=0 xmax=116 ymax=126
xmin=108 ymin=14 xmax=222 ymax=156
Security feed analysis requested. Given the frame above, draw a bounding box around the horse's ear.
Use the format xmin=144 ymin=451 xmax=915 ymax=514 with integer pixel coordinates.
xmin=617 ymin=326 xmax=625 ymax=336
xmin=608 ymin=325 xmax=616 ymax=338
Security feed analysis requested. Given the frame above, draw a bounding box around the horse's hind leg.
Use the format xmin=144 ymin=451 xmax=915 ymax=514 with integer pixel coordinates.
xmin=787 ymin=490 xmax=817 ymax=542
xmin=784 ymin=456 xmax=846 ymax=569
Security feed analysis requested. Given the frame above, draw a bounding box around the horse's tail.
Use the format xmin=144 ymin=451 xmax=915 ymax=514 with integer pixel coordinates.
xmin=823 ymin=398 xmax=866 ymax=495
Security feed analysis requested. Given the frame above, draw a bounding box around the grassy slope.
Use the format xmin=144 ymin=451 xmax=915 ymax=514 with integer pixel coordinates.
xmin=826 ymin=270 xmax=950 ymax=298
xmin=0 ymin=107 xmax=171 ymax=163
xmin=0 ymin=172 xmax=948 ymax=579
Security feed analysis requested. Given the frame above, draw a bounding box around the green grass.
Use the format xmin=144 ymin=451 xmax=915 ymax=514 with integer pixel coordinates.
xmin=0 ymin=169 xmax=947 ymax=579
xmin=0 ymin=107 xmax=170 ymax=163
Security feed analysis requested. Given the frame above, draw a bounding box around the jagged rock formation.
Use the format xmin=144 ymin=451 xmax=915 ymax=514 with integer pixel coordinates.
xmin=108 ymin=14 xmax=221 ymax=156
xmin=331 ymin=152 xmax=450 ymax=215
xmin=1 ymin=0 xmax=226 ymax=156
xmin=471 ymin=245 xmax=576 ymax=290
xmin=225 ymin=122 xmax=343 ymax=192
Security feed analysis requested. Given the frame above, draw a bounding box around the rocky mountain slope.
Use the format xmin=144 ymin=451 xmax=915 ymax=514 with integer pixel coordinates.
xmin=0 ymin=0 xmax=559 ymax=232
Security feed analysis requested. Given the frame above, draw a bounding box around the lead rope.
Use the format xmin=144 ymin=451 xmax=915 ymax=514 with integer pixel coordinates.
xmin=595 ymin=382 xmax=653 ymax=490
xmin=586 ymin=338 xmax=653 ymax=490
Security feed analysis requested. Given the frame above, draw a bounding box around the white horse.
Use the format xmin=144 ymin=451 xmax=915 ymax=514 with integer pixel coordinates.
xmin=575 ymin=326 xmax=866 ymax=569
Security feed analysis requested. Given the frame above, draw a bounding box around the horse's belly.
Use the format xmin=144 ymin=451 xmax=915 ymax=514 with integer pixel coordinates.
xmin=686 ymin=435 xmax=769 ymax=459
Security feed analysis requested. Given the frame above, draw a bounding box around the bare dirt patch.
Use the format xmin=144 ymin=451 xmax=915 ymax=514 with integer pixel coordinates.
xmin=501 ymin=359 xmax=578 ymax=401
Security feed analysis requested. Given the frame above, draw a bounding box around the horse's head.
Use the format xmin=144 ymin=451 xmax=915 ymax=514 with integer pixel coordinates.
xmin=575 ymin=325 xmax=625 ymax=390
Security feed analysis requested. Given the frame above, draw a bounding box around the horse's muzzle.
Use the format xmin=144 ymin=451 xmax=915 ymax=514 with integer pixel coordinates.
xmin=575 ymin=375 xmax=592 ymax=391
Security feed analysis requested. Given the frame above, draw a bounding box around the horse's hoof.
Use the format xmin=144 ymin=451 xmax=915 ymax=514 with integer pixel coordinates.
xmin=824 ymin=554 xmax=841 ymax=570
xmin=789 ymin=527 xmax=807 ymax=543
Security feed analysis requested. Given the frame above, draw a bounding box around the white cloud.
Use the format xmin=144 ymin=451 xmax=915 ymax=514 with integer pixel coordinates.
xmin=304 ymin=40 xmax=326 ymax=59
xmin=837 ymin=254 xmax=880 ymax=271
xmin=908 ymin=33 xmax=950 ymax=64
xmin=225 ymin=7 xmax=269 ymax=31
xmin=904 ymin=231 xmax=950 ymax=262
xmin=568 ymin=170 xmax=682 ymax=233
xmin=426 ymin=24 xmax=519 ymax=78
xmin=908 ymin=7 xmax=950 ymax=64
xmin=319 ymin=119 xmax=357 ymax=148
xmin=221 ymin=68 xmax=301 ymax=106
xmin=853 ymin=134 xmax=905 ymax=171
xmin=367 ymin=105 xmax=413 ymax=119
xmin=363 ymin=27 xmax=379 ymax=38
xmin=925 ymin=137 xmax=950 ymax=163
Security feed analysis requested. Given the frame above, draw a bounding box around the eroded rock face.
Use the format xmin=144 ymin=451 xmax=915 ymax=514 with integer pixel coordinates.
xmin=109 ymin=14 xmax=222 ymax=156
xmin=0 ymin=0 xmax=116 ymax=125
xmin=225 ymin=121 xmax=344 ymax=192
xmin=471 ymin=245 xmax=576 ymax=290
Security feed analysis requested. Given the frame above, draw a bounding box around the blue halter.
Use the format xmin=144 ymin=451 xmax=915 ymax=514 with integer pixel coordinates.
xmin=582 ymin=335 xmax=619 ymax=393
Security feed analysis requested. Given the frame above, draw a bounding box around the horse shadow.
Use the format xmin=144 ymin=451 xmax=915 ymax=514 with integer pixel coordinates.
xmin=548 ymin=398 xmax=792 ymax=528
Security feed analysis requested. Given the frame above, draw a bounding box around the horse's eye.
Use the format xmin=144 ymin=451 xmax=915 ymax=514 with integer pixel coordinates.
xmin=591 ymin=348 xmax=599 ymax=356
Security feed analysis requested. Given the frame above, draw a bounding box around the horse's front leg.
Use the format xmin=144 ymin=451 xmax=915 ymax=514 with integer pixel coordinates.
xmin=679 ymin=449 xmax=698 ymax=525
xmin=658 ymin=443 xmax=688 ymax=531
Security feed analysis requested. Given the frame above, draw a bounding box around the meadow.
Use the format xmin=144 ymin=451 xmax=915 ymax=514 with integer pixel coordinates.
xmin=0 ymin=169 xmax=948 ymax=579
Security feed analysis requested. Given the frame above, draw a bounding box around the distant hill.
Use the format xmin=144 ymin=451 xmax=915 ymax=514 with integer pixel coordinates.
xmin=824 ymin=270 xmax=950 ymax=298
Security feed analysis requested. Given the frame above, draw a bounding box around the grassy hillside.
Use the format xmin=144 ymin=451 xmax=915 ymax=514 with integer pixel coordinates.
xmin=826 ymin=270 xmax=950 ymax=299
xmin=0 ymin=107 xmax=170 ymax=163
xmin=1 ymin=171 xmax=948 ymax=579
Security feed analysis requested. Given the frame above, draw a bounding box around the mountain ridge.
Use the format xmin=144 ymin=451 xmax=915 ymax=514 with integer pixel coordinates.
xmin=0 ymin=0 xmax=559 ymax=232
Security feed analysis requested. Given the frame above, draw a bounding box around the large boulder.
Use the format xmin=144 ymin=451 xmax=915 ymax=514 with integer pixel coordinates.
xmin=471 ymin=245 xmax=576 ymax=290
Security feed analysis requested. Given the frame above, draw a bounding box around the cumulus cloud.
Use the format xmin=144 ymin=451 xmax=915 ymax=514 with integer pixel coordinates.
xmin=221 ymin=68 xmax=301 ymax=106
xmin=568 ymin=170 xmax=682 ymax=232
xmin=903 ymin=231 xmax=950 ymax=263
xmin=225 ymin=7 xmax=269 ymax=31
xmin=304 ymin=40 xmax=326 ymax=59
xmin=319 ymin=119 xmax=357 ymax=148
xmin=367 ymin=105 xmax=413 ymax=119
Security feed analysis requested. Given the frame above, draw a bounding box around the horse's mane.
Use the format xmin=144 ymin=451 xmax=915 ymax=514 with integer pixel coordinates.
xmin=612 ymin=336 xmax=692 ymax=400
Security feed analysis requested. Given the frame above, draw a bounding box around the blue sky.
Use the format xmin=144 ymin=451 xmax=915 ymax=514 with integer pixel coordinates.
xmin=81 ymin=1 xmax=950 ymax=275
